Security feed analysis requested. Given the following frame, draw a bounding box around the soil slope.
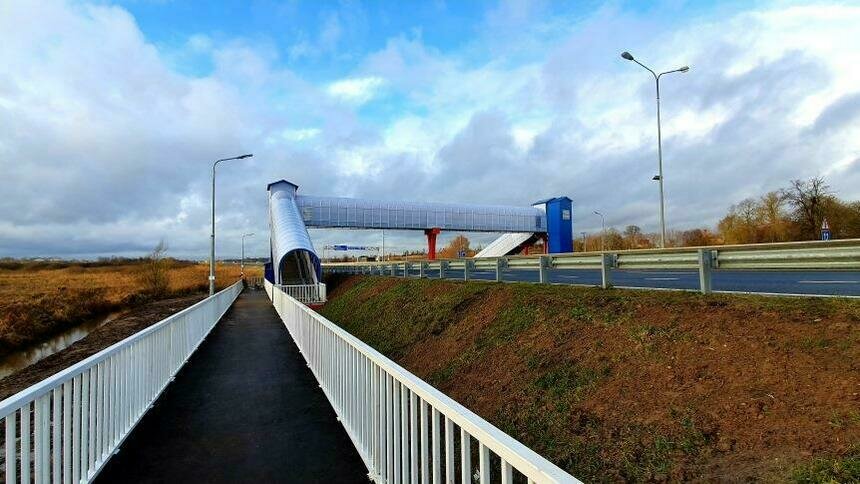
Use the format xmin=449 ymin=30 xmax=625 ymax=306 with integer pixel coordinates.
xmin=321 ymin=274 xmax=860 ymax=482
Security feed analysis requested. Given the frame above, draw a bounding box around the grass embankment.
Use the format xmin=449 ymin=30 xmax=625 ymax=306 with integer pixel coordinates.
xmin=321 ymin=275 xmax=860 ymax=482
xmin=0 ymin=261 xmax=258 ymax=358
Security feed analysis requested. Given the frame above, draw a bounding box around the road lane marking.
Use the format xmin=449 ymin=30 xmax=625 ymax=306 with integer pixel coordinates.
xmin=632 ymin=271 xmax=695 ymax=275
xmin=644 ymin=277 xmax=680 ymax=281
xmin=797 ymin=280 xmax=859 ymax=284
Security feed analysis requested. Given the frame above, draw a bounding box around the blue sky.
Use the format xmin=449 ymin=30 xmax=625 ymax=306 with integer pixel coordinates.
xmin=2 ymin=0 xmax=859 ymax=259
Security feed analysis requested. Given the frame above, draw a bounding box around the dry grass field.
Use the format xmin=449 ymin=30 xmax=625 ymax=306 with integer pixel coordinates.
xmin=0 ymin=260 xmax=260 ymax=358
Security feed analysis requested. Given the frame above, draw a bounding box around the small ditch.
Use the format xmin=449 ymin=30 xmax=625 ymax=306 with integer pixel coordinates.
xmin=0 ymin=310 xmax=126 ymax=380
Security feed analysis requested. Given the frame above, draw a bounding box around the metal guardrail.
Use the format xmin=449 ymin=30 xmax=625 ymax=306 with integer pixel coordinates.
xmin=271 ymin=283 xmax=327 ymax=304
xmin=0 ymin=280 xmax=243 ymax=483
xmin=324 ymin=239 xmax=860 ymax=294
xmin=265 ymin=281 xmax=578 ymax=484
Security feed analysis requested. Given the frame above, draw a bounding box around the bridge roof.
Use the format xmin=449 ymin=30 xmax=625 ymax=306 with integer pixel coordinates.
xmin=295 ymin=195 xmax=547 ymax=233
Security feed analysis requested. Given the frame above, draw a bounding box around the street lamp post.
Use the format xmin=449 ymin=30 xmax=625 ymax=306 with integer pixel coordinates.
xmin=593 ymin=211 xmax=606 ymax=252
xmin=210 ymin=153 xmax=253 ymax=295
xmin=621 ymin=51 xmax=689 ymax=248
xmin=241 ymin=233 xmax=254 ymax=277
xmin=581 ymin=231 xmax=588 ymax=252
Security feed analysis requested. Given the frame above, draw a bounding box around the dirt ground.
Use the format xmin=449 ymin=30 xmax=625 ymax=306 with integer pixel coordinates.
xmin=321 ymin=274 xmax=860 ymax=483
xmin=0 ymin=294 xmax=205 ymax=400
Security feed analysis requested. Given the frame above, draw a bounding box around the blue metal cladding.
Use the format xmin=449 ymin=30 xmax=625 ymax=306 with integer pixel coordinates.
xmin=268 ymin=180 xmax=322 ymax=283
xmin=544 ymin=197 xmax=573 ymax=253
xmin=295 ymin=195 xmax=547 ymax=233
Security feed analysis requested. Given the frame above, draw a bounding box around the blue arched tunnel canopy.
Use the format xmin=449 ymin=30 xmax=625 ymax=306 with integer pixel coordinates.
xmin=268 ymin=180 xmax=322 ymax=284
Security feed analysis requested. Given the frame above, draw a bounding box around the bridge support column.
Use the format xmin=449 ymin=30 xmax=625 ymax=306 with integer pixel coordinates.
xmin=425 ymin=228 xmax=441 ymax=260
xmin=538 ymin=233 xmax=548 ymax=254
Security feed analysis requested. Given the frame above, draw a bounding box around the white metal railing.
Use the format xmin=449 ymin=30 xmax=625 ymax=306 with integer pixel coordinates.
xmin=272 ymin=283 xmax=326 ymax=304
xmin=265 ymin=280 xmax=578 ymax=484
xmin=324 ymin=239 xmax=860 ymax=295
xmin=0 ymin=280 xmax=243 ymax=483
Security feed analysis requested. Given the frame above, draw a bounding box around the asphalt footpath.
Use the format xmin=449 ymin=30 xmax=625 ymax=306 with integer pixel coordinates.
xmin=96 ymin=289 xmax=368 ymax=483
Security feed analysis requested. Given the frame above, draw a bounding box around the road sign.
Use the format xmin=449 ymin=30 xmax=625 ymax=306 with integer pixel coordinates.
xmin=821 ymin=218 xmax=831 ymax=241
xmin=324 ymin=245 xmax=381 ymax=251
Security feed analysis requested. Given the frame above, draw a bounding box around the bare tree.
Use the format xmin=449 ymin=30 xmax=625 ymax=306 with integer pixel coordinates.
xmin=623 ymin=225 xmax=642 ymax=249
xmin=781 ymin=177 xmax=832 ymax=240
xmin=138 ymin=240 xmax=169 ymax=297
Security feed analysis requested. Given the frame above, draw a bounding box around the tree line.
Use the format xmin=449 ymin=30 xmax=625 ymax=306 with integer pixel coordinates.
xmin=575 ymin=177 xmax=860 ymax=251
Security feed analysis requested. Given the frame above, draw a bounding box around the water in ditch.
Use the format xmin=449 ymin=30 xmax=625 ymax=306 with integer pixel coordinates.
xmin=0 ymin=310 xmax=125 ymax=380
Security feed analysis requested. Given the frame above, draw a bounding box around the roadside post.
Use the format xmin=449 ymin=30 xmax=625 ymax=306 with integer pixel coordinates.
xmin=464 ymin=260 xmax=471 ymax=281
xmin=539 ymin=255 xmax=550 ymax=284
xmin=698 ymin=249 xmax=714 ymax=294
xmin=600 ymin=253 xmax=614 ymax=289
xmin=495 ymin=258 xmax=504 ymax=282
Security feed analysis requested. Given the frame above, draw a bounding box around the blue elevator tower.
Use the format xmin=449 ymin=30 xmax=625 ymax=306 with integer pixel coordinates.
xmin=536 ymin=197 xmax=573 ymax=253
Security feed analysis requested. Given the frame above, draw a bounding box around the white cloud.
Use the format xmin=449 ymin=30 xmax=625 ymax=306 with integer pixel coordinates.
xmin=326 ymin=76 xmax=386 ymax=105
xmin=3 ymin=0 xmax=860 ymax=258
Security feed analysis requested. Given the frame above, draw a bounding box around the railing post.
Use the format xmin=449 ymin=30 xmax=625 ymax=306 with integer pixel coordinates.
xmin=698 ymin=249 xmax=714 ymax=294
xmin=539 ymin=255 xmax=550 ymax=284
xmin=402 ymin=262 xmax=410 ymax=278
xmin=439 ymin=261 xmax=447 ymax=279
xmin=419 ymin=262 xmax=426 ymax=278
xmin=495 ymin=257 xmax=503 ymax=282
xmin=463 ymin=260 xmax=471 ymax=281
xmin=600 ymin=253 xmax=614 ymax=289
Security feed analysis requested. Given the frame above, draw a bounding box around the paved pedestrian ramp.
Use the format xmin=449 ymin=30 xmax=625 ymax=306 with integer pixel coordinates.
xmin=95 ymin=290 xmax=367 ymax=483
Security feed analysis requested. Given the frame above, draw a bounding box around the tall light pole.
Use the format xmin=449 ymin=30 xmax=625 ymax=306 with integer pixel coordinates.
xmin=241 ymin=232 xmax=254 ymax=277
xmin=621 ymin=51 xmax=689 ymax=248
xmin=210 ymin=153 xmax=253 ymax=295
xmin=581 ymin=231 xmax=588 ymax=252
xmin=593 ymin=211 xmax=606 ymax=252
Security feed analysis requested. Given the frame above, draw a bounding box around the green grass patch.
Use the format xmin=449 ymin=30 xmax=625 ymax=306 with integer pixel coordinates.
xmin=791 ymin=447 xmax=860 ymax=483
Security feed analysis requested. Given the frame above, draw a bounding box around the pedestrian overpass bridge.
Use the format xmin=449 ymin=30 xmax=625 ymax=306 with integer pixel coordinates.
xmin=267 ymin=179 xmax=574 ymax=287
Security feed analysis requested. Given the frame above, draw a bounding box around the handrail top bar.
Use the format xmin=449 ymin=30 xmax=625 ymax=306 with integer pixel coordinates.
xmin=269 ymin=282 xmax=578 ymax=483
xmin=0 ymin=279 xmax=244 ymax=418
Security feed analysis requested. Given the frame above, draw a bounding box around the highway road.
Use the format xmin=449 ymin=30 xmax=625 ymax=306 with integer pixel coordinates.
xmin=394 ymin=267 xmax=860 ymax=296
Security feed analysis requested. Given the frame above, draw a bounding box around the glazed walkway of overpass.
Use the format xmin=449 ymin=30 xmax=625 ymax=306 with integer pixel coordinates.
xmin=95 ymin=290 xmax=367 ymax=483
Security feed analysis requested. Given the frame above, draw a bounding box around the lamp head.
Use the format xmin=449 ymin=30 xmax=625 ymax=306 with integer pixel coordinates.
xmin=237 ymin=154 xmax=253 ymax=159
xmin=678 ymin=66 xmax=690 ymax=73
xmin=621 ymin=51 xmax=634 ymax=61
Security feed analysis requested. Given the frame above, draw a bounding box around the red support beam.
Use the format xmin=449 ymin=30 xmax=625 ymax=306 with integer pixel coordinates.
xmin=425 ymin=228 xmax=441 ymax=260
